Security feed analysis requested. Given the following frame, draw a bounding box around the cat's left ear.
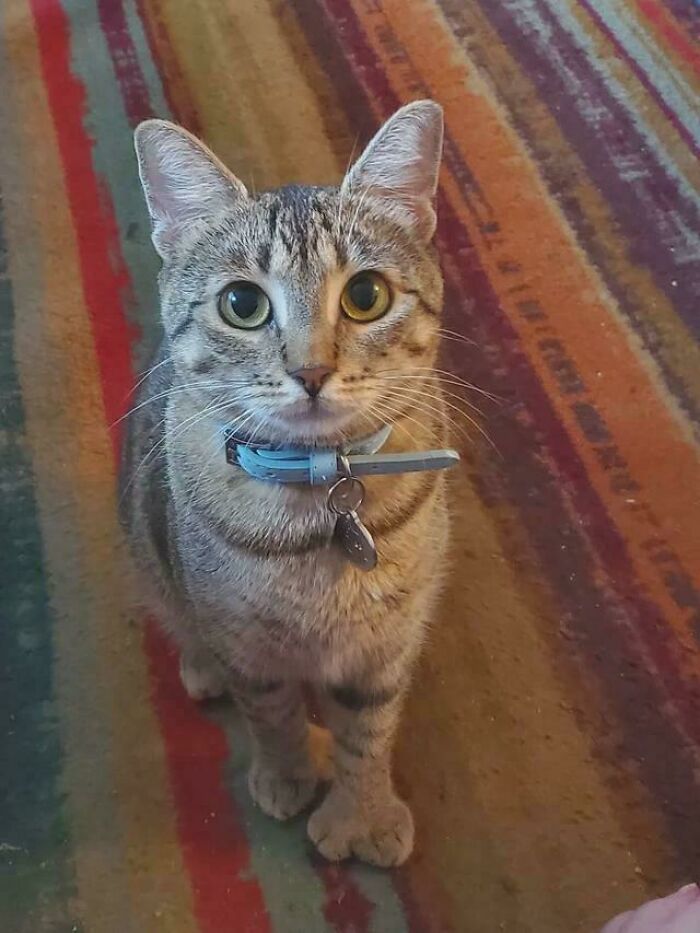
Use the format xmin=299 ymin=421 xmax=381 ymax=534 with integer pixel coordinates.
xmin=341 ymin=100 xmax=443 ymax=241
xmin=134 ymin=120 xmax=248 ymax=259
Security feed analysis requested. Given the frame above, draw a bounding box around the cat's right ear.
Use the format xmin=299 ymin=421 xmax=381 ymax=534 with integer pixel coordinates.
xmin=134 ymin=120 xmax=248 ymax=259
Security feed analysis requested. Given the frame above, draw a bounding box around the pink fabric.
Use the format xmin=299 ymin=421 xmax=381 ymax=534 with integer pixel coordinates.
xmin=602 ymin=885 xmax=700 ymax=932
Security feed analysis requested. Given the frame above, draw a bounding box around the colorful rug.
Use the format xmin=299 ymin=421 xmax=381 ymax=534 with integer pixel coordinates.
xmin=2 ymin=1 xmax=699 ymax=931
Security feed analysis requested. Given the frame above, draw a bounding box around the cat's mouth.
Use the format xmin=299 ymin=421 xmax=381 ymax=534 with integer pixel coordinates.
xmin=267 ymin=397 xmax=360 ymax=443
xmin=282 ymin=397 xmax=342 ymax=418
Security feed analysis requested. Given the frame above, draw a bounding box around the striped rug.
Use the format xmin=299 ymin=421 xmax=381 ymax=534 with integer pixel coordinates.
xmin=1 ymin=1 xmax=699 ymax=931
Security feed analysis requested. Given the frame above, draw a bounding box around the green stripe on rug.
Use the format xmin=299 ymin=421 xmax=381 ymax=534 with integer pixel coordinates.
xmin=0 ymin=197 xmax=81 ymax=932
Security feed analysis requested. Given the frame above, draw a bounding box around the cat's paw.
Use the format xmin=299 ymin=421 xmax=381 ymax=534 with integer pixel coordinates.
xmin=249 ymin=762 xmax=317 ymax=821
xmin=179 ymin=653 xmax=228 ymax=701
xmin=308 ymin=789 xmax=414 ymax=867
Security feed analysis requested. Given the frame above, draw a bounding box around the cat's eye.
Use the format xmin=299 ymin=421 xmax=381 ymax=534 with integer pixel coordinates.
xmin=218 ymin=282 xmax=272 ymax=329
xmin=340 ymin=272 xmax=392 ymax=323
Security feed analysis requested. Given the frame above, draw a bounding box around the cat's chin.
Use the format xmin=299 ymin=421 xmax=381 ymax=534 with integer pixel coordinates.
xmin=265 ymin=401 xmax=375 ymax=446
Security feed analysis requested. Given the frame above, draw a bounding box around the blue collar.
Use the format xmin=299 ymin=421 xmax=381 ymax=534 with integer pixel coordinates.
xmin=224 ymin=425 xmax=459 ymax=486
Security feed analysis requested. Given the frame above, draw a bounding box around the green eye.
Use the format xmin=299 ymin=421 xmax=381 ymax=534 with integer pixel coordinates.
xmin=341 ymin=272 xmax=392 ymax=322
xmin=218 ymin=282 xmax=272 ymax=329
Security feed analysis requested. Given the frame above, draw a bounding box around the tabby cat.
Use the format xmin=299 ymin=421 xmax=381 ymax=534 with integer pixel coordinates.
xmin=121 ymin=101 xmax=449 ymax=867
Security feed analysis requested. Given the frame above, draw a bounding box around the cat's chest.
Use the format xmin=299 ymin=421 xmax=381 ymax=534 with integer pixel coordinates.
xmin=176 ymin=513 xmax=394 ymax=678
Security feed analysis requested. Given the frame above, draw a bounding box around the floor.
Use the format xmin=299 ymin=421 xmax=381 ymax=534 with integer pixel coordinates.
xmin=1 ymin=0 xmax=700 ymax=931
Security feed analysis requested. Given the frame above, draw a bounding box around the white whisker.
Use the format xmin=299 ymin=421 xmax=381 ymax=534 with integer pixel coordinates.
xmin=120 ymin=395 xmax=235 ymax=501
xmin=112 ymin=379 xmax=255 ymax=427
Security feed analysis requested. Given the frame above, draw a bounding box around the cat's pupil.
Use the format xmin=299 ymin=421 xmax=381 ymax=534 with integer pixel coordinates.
xmin=349 ymin=277 xmax=377 ymax=311
xmin=229 ymin=284 xmax=260 ymax=319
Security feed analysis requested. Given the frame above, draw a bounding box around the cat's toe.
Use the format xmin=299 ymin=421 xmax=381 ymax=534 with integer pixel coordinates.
xmin=308 ymin=790 xmax=414 ymax=867
xmin=249 ymin=763 xmax=317 ymax=821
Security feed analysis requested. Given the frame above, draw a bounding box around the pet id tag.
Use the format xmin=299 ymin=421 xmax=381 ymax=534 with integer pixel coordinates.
xmin=328 ymin=470 xmax=377 ymax=572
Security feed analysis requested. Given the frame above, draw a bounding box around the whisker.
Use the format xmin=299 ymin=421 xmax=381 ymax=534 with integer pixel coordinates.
xmin=112 ymin=379 xmax=255 ymax=427
xmin=335 ymin=134 xmax=360 ymax=242
xmin=388 ymin=385 xmax=498 ymax=453
xmin=382 ymin=387 xmax=474 ymax=447
xmin=120 ymin=395 xmax=235 ymax=501
xmin=346 ymin=183 xmax=371 ymax=246
xmin=128 ymin=353 xmax=174 ymax=397
xmin=380 ymin=376 xmax=487 ymax=423
xmin=437 ymin=327 xmax=477 ymax=347
xmin=383 ymin=366 xmax=501 ymax=402
xmin=374 ymin=393 xmax=441 ymax=447
xmin=378 ymin=373 xmax=485 ymax=417
xmin=366 ymin=401 xmax=424 ymax=450
xmin=185 ymin=406 xmax=261 ymax=509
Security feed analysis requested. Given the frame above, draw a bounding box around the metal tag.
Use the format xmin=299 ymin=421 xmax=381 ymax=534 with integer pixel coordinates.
xmin=327 ymin=470 xmax=377 ymax=571
xmin=334 ymin=510 xmax=378 ymax=571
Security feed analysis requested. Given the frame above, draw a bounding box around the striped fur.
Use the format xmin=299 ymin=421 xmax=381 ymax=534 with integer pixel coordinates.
xmin=121 ymin=103 xmax=449 ymax=866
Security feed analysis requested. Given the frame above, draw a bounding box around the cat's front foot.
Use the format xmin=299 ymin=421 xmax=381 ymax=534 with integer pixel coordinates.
xmin=249 ymin=760 xmax=318 ymax=821
xmin=308 ymin=786 xmax=414 ymax=867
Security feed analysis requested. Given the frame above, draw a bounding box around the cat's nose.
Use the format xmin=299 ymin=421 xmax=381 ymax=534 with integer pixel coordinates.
xmin=289 ymin=365 xmax=334 ymax=398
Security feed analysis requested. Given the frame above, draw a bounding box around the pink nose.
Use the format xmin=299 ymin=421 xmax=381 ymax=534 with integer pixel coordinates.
xmin=290 ymin=366 xmax=334 ymax=398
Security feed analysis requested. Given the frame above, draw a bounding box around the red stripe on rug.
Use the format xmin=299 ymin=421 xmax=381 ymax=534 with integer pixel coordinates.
xmin=636 ymin=0 xmax=700 ymax=75
xmin=29 ymin=2 xmax=271 ymax=930
xmin=28 ymin=0 xmax=135 ymax=456
xmin=145 ymin=624 xmax=271 ymax=933
xmin=316 ymin=864 xmax=373 ymax=931
xmin=98 ymin=0 xmax=154 ymax=126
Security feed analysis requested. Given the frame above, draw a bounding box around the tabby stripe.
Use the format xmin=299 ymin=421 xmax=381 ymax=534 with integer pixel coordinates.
xmin=368 ymin=473 xmax=437 ymax=537
xmin=168 ymin=307 xmax=196 ymax=342
xmin=213 ymin=515 xmax=334 ymax=557
xmin=405 ymin=288 xmax=439 ymax=316
xmin=330 ymin=684 xmax=400 ymax=711
xmin=237 ymin=678 xmax=284 ymax=696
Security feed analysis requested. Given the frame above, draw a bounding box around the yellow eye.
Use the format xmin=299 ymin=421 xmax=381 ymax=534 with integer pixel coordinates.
xmin=340 ymin=272 xmax=392 ymax=322
xmin=218 ymin=282 xmax=271 ymax=329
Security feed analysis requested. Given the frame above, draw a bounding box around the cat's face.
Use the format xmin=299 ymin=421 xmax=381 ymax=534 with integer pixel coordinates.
xmin=136 ymin=102 xmax=444 ymax=445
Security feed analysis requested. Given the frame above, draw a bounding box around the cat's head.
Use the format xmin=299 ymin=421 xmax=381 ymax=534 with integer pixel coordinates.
xmin=135 ymin=101 xmax=444 ymax=446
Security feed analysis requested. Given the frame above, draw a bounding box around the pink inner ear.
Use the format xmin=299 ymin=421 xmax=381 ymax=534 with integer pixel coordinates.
xmin=135 ymin=121 xmax=247 ymax=258
xmin=341 ymin=102 xmax=443 ymax=240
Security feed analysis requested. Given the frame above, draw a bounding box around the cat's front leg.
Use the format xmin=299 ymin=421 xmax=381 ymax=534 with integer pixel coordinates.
xmin=234 ymin=677 xmax=318 ymax=821
xmin=308 ymin=679 xmax=413 ymax=867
